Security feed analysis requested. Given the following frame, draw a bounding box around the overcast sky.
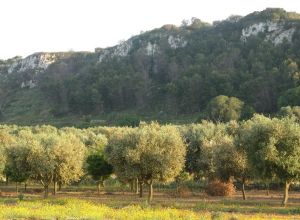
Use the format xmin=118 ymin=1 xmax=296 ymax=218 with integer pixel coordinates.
xmin=0 ymin=0 xmax=299 ymax=59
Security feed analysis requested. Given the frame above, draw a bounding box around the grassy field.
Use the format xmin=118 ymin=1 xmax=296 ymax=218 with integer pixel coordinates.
xmin=1 ymin=89 xmax=199 ymax=127
xmin=1 ymin=185 xmax=300 ymax=219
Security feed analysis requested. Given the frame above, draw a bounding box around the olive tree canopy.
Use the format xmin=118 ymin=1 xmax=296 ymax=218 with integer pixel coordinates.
xmin=105 ymin=123 xmax=186 ymax=202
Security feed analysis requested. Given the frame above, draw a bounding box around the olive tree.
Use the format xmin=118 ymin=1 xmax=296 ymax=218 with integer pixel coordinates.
xmin=61 ymin=128 xmax=107 ymax=152
xmin=0 ymin=130 xmax=14 ymax=178
xmin=26 ymin=134 xmax=55 ymax=198
xmin=5 ymin=144 xmax=31 ymax=192
xmin=50 ymin=132 xmax=86 ymax=195
xmin=137 ymin=123 xmax=186 ymax=202
xmin=61 ymin=128 xmax=108 ymax=191
xmin=214 ymin=135 xmax=250 ymax=200
xmin=106 ymin=123 xmax=186 ymax=202
xmin=239 ymin=115 xmax=300 ymax=206
xmin=105 ymin=127 xmax=142 ymax=195
xmin=183 ymin=121 xmax=227 ymax=180
xmin=14 ymin=128 xmax=86 ymax=198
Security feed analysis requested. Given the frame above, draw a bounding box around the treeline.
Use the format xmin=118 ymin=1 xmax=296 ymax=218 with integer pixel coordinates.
xmin=1 ymin=114 xmax=300 ymax=206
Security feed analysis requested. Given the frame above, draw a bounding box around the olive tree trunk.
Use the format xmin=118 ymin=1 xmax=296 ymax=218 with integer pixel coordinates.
xmin=282 ymin=181 xmax=291 ymax=207
xmin=266 ymin=183 xmax=270 ymax=196
xmin=241 ymin=178 xmax=246 ymax=200
xmin=58 ymin=182 xmax=62 ymax=191
xmin=148 ymin=180 xmax=153 ymax=203
xmin=97 ymin=181 xmax=101 ymax=195
xmin=53 ymin=181 xmax=57 ymax=195
xmin=97 ymin=178 xmax=105 ymax=195
xmin=130 ymin=180 xmax=134 ymax=192
xmin=44 ymin=185 xmax=49 ymax=198
xmin=40 ymin=177 xmax=52 ymax=198
xmin=139 ymin=181 xmax=143 ymax=198
xmin=135 ymin=178 xmax=139 ymax=195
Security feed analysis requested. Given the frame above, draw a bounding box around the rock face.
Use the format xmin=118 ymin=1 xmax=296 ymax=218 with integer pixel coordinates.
xmin=98 ymin=32 xmax=187 ymax=62
xmin=266 ymin=28 xmax=295 ymax=45
xmin=8 ymin=52 xmax=59 ymax=74
xmin=98 ymin=40 xmax=133 ymax=62
xmin=0 ymin=52 xmax=67 ymax=89
xmin=167 ymin=35 xmax=187 ymax=49
xmin=241 ymin=21 xmax=296 ymax=45
xmin=146 ymin=42 xmax=159 ymax=56
xmin=21 ymin=80 xmax=36 ymax=89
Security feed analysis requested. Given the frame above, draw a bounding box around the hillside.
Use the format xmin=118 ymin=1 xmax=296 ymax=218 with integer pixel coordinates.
xmin=1 ymin=8 xmax=300 ymax=126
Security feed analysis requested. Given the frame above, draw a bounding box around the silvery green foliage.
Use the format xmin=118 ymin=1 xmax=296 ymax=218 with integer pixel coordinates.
xmin=105 ymin=123 xmax=186 ymax=184
xmin=238 ymin=114 xmax=300 ymax=204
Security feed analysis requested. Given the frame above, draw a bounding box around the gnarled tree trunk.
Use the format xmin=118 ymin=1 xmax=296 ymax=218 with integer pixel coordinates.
xmin=44 ymin=185 xmax=49 ymax=198
xmin=130 ymin=180 xmax=134 ymax=192
xmin=241 ymin=178 xmax=246 ymax=200
xmin=97 ymin=181 xmax=101 ymax=195
xmin=40 ymin=176 xmax=52 ymax=198
xmin=265 ymin=183 xmax=270 ymax=196
xmin=58 ymin=182 xmax=62 ymax=191
xmin=16 ymin=182 xmax=19 ymax=193
xmin=53 ymin=181 xmax=57 ymax=195
xmin=53 ymin=175 xmax=57 ymax=195
xmin=148 ymin=180 xmax=153 ymax=203
xmin=282 ymin=181 xmax=291 ymax=207
xmin=139 ymin=181 xmax=143 ymax=198
xmin=135 ymin=178 xmax=139 ymax=195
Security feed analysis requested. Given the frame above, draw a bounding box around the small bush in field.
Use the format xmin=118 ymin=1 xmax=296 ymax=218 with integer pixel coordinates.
xmin=18 ymin=193 xmax=25 ymax=201
xmin=33 ymin=188 xmax=43 ymax=193
xmin=206 ymin=180 xmax=235 ymax=196
xmin=177 ymin=185 xmax=192 ymax=198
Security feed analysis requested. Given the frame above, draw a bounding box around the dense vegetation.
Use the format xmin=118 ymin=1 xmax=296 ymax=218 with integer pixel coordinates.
xmin=1 ymin=113 xmax=300 ymax=206
xmin=1 ymin=8 xmax=300 ymax=126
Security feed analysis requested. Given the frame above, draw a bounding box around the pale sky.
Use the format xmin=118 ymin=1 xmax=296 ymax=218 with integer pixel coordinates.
xmin=0 ymin=0 xmax=299 ymax=59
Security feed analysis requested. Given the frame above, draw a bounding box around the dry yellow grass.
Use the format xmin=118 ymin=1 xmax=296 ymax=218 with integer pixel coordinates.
xmin=1 ymin=187 xmax=300 ymax=219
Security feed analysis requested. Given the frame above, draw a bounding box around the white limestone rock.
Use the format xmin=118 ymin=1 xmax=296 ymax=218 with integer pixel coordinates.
xmin=97 ymin=33 xmax=188 ymax=62
xmin=8 ymin=53 xmax=58 ymax=74
xmin=146 ymin=42 xmax=159 ymax=56
xmin=98 ymin=40 xmax=132 ymax=62
xmin=266 ymin=28 xmax=295 ymax=45
xmin=98 ymin=50 xmax=110 ymax=62
xmin=113 ymin=40 xmax=132 ymax=57
xmin=20 ymin=80 xmax=36 ymax=89
xmin=168 ymin=35 xmax=187 ymax=49
xmin=241 ymin=22 xmax=277 ymax=41
xmin=241 ymin=21 xmax=295 ymax=45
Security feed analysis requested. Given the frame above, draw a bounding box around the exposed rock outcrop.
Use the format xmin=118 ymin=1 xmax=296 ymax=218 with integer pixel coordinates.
xmin=8 ymin=53 xmax=60 ymax=74
xmin=241 ymin=21 xmax=295 ymax=45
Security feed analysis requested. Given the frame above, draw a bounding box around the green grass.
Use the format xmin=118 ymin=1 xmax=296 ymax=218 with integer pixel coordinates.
xmin=1 ymin=88 xmax=200 ymax=127
xmin=2 ymin=88 xmax=53 ymax=125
